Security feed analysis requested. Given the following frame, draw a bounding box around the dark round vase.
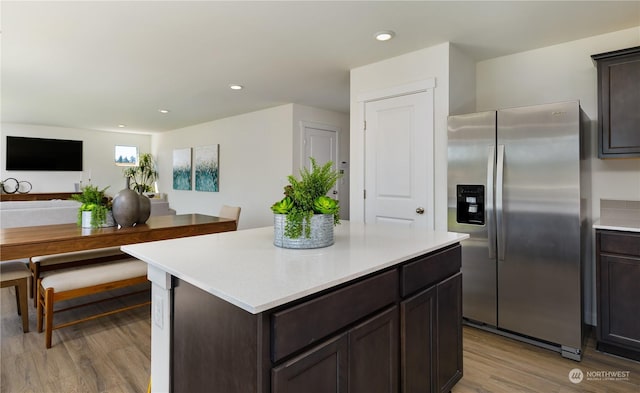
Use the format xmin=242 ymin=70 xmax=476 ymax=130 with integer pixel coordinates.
xmin=112 ymin=179 xmax=140 ymax=227
xmin=137 ymin=193 xmax=151 ymax=224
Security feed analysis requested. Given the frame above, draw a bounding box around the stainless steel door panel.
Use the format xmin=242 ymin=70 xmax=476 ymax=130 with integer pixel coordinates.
xmin=497 ymin=101 xmax=582 ymax=348
xmin=448 ymin=111 xmax=497 ymax=325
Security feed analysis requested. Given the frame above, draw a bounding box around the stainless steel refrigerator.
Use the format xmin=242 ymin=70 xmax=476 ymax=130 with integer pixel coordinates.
xmin=447 ymin=101 xmax=591 ymax=360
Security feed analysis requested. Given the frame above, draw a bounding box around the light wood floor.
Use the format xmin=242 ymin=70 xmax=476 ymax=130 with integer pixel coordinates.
xmin=452 ymin=326 xmax=640 ymax=393
xmin=1 ymin=285 xmax=151 ymax=393
xmin=2 ymin=285 xmax=639 ymax=392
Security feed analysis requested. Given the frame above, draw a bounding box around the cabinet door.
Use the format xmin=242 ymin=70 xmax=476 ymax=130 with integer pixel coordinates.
xmin=436 ymin=272 xmax=463 ymax=393
xmin=593 ymin=47 xmax=640 ymax=158
xmin=272 ymin=334 xmax=348 ymax=393
xmin=349 ymin=306 xmax=399 ymax=393
xmin=598 ymin=253 xmax=640 ymax=351
xmin=401 ymin=285 xmax=436 ymax=393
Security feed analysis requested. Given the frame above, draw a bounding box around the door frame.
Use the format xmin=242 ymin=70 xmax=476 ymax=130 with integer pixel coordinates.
xmin=356 ymin=79 xmax=436 ymax=228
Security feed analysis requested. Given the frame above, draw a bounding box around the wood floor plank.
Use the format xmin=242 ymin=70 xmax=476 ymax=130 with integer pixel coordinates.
xmin=454 ymin=326 xmax=640 ymax=393
xmin=3 ymin=286 xmax=639 ymax=392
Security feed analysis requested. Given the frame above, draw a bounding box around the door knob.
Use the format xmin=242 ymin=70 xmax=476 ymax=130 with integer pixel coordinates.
xmin=416 ymin=207 xmax=425 ymax=214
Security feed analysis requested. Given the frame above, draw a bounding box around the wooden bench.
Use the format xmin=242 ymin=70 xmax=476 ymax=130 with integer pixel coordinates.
xmin=29 ymin=246 xmax=128 ymax=305
xmin=36 ymin=258 xmax=150 ymax=348
xmin=0 ymin=261 xmax=31 ymax=332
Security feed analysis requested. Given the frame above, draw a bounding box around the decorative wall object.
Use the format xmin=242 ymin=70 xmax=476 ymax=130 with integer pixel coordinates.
xmin=194 ymin=144 xmax=219 ymax=192
xmin=114 ymin=145 xmax=138 ymax=166
xmin=172 ymin=148 xmax=192 ymax=190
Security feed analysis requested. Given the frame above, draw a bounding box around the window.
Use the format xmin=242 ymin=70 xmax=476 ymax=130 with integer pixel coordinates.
xmin=115 ymin=145 xmax=138 ymax=166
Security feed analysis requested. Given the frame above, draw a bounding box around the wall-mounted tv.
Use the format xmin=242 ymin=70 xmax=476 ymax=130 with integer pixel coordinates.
xmin=6 ymin=136 xmax=83 ymax=171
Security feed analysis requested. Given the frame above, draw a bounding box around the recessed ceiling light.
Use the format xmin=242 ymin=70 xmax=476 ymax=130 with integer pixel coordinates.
xmin=158 ymin=109 xmax=170 ymax=114
xmin=375 ymin=30 xmax=395 ymax=41
xmin=229 ymin=84 xmax=243 ymax=91
xmin=118 ymin=124 xmax=126 ymax=128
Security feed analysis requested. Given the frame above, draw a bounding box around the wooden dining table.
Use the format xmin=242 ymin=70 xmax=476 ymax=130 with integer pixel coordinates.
xmin=0 ymin=214 xmax=237 ymax=261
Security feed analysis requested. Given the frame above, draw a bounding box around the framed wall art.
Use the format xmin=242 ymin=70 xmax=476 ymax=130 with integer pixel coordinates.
xmin=172 ymin=148 xmax=192 ymax=190
xmin=194 ymin=144 xmax=219 ymax=192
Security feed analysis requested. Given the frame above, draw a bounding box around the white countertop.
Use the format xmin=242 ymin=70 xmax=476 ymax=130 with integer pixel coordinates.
xmin=593 ymin=218 xmax=640 ymax=233
xmin=122 ymin=221 xmax=468 ymax=314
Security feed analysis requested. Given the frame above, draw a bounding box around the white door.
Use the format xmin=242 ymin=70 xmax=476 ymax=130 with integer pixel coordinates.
xmin=364 ymin=90 xmax=434 ymax=228
xmin=302 ymin=122 xmax=339 ymax=198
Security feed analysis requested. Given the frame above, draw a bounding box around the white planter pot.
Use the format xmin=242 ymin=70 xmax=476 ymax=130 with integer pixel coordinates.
xmin=274 ymin=213 xmax=334 ymax=249
xmin=81 ymin=211 xmax=93 ymax=228
xmin=81 ymin=210 xmax=115 ymax=228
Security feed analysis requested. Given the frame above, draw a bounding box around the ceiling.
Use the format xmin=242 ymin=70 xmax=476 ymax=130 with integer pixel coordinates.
xmin=2 ymin=1 xmax=639 ymax=134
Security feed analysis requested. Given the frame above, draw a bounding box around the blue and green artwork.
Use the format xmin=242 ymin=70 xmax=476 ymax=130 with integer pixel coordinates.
xmin=195 ymin=144 xmax=219 ymax=192
xmin=172 ymin=148 xmax=192 ymax=190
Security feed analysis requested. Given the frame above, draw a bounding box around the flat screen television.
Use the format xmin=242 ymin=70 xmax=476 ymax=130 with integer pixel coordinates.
xmin=5 ymin=136 xmax=83 ymax=171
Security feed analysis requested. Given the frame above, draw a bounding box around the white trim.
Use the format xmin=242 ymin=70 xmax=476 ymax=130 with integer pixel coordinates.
xmin=356 ymin=78 xmax=436 ymax=103
xmin=147 ymin=264 xmax=172 ymax=393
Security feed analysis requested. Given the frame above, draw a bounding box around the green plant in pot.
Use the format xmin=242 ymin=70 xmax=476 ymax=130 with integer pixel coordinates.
xmin=123 ymin=153 xmax=158 ymax=194
xmin=70 ymin=185 xmax=112 ymax=228
xmin=271 ymin=158 xmax=341 ymax=248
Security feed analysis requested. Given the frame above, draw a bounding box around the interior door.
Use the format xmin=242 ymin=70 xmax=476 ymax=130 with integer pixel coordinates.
xmin=302 ymin=123 xmax=339 ymax=198
xmin=364 ymin=91 xmax=433 ymax=228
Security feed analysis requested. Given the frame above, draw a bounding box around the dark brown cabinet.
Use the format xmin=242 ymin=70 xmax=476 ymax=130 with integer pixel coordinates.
xmin=171 ymin=243 xmax=462 ymax=393
xmin=592 ymin=46 xmax=640 ymax=158
xmin=272 ymin=333 xmax=349 ymax=393
xmin=596 ymin=230 xmax=640 ymax=361
xmin=349 ymin=307 xmax=399 ymax=393
xmin=274 ymin=306 xmax=399 ymax=393
xmin=401 ymin=272 xmax=462 ymax=393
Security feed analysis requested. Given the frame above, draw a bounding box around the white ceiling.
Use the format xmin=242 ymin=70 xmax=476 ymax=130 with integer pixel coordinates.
xmin=2 ymin=1 xmax=639 ymax=134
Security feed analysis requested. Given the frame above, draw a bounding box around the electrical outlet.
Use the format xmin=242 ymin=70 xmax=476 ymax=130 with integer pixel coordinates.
xmin=153 ymin=296 xmax=163 ymax=328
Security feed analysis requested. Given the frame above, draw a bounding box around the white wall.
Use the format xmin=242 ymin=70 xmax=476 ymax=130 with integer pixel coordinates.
xmin=152 ymin=105 xmax=294 ymax=230
xmin=1 ymin=123 xmax=151 ymax=196
xmin=292 ymin=104 xmax=350 ymax=219
xmin=476 ymin=26 xmax=640 ymax=326
xmin=449 ymin=44 xmax=476 ymax=115
xmin=350 ymin=42 xmax=451 ymax=230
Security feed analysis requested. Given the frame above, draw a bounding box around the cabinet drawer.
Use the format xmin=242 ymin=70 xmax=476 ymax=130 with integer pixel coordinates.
xmin=599 ymin=231 xmax=640 ymax=257
xmin=271 ymin=269 xmax=398 ymax=363
xmin=401 ymin=245 xmax=461 ymax=298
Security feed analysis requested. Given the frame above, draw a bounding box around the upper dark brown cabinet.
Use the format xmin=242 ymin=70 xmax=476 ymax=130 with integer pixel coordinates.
xmin=591 ymin=46 xmax=640 ymax=158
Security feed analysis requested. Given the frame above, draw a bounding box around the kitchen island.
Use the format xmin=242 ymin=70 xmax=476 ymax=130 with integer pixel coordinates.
xmin=122 ymin=221 xmax=468 ymax=393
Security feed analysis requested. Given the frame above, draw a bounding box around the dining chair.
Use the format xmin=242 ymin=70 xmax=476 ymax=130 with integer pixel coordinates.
xmin=218 ymin=205 xmax=241 ymax=230
xmin=0 ymin=261 xmax=31 ymax=332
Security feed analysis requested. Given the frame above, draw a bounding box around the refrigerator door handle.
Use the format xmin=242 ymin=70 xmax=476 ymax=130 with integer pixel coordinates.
xmin=496 ymin=144 xmax=505 ymax=261
xmin=487 ymin=145 xmax=496 ymax=259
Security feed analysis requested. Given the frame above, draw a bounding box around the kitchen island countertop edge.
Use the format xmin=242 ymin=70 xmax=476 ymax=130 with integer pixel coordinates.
xmin=122 ymin=221 xmax=469 ymax=314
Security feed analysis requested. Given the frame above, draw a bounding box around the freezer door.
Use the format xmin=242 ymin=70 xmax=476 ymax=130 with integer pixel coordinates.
xmin=447 ymin=111 xmax=497 ymax=325
xmin=497 ymin=101 xmax=583 ymax=349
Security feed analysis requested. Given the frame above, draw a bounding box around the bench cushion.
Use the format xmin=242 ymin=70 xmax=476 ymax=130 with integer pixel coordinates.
xmin=1 ymin=261 xmax=31 ymax=281
xmin=32 ymin=246 xmax=125 ymax=266
xmin=40 ymin=259 xmax=147 ymax=292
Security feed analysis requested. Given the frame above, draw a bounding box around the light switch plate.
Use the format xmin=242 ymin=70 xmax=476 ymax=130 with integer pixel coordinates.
xmin=153 ymin=296 xmax=163 ymax=328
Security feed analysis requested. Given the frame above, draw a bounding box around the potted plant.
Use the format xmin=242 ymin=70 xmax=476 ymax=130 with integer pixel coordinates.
xmin=271 ymin=158 xmax=341 ymax=248
xmin=70 ymin=185 xmax=114 ymax=228
xmin=123 ymin=153 xmax=158 ymax=194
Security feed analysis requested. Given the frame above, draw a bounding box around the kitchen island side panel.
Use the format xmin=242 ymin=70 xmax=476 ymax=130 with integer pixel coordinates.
xmin=172 ymin=277 xmax=269 ymax=393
